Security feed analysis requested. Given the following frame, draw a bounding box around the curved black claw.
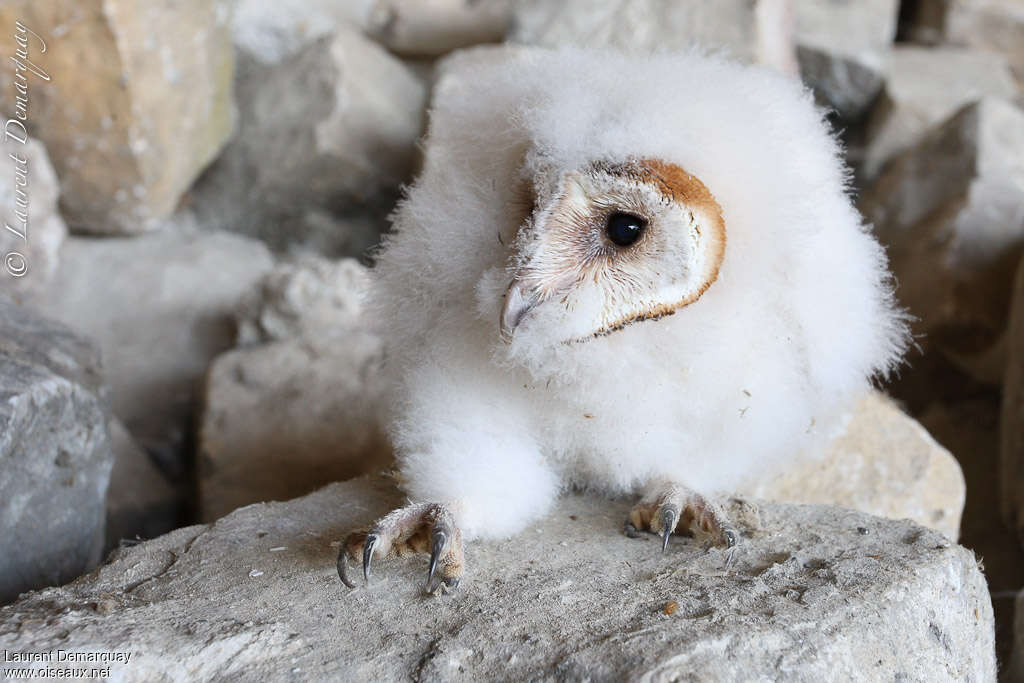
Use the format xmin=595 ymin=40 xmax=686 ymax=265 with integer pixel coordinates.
xmin=337 ymin=542 xmax=356 ymax=588
xmin=623 ymin=519 xmax=644 ymax=539
xmin=363 ymin=534 xmax=378 ymax=583
xmin=660 ymin=504 xmax=679 ymax=553
xmin=426 ymin=529 xmax=449 ymax=590
xmin=724 ymin=528 xmax=738 ymax=548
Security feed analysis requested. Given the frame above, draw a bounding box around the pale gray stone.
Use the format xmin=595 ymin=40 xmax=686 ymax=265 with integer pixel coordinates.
xmin=29 ymin=223 xmax=275 ymax=476
xmin=0 ymin=139 xmax=66 ymax=300
xmin=793 ymin=0 xmax=899 ymax=121
xmin=508 ymin=0 xmax=798 ymax=74
xmin=367 ymin=0 xmax=512 ymax=56
xmin=861 ymin=46 xmax=1018 ymax=181
xmin=190 ymin=29 xmax=427 ymax=257
xmin=0 ymin=477 xmax=995 ymax=680
xmin=0 ymin=1 xmax=236 ymax=235
xmin=105 ymin=420 xmax=180 ymax=553
xmin=859 ymin=98 xmax=1024 ymax=381
xmin=231 ymin=0 xmax=376 ymax=63
xmin=0 ymin=300 xmax=111 ymax=604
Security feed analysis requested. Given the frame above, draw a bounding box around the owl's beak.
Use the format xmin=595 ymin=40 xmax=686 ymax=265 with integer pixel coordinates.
xmin=500 ymin=281 xmax=539 ymax=341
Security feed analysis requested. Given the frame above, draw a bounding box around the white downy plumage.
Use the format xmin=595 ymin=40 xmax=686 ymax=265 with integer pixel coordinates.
xmin=367 ymin=47 xmax=909 ymax=544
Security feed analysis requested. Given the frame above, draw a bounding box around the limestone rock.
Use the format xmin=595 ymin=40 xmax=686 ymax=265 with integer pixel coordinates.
xmin=235 ymin=256 xmax=371 ymax=345
xmin=0 ymin=1 xmax=236 ymax=234
xmin=0 ymin=477 xmax=995 ymax=679
xmin=105 ymin=420 xmax=180 ymax=553
xmin=860 ymin=46 xmax=1018 ymax=181
xmin=29 ymin=223 xmax=274 ymax=476
xmin=367 ymin=0 xmax=512 ymax=56
xmin=1001 ymin=257 xmax=1024 ymax=539
xmin=189 ymin=29 xmax=426 ymax=257
xmin=231 ymin=0 xmax=375 ymax=64
xmin=198 ymin=334 xmax=389 ymax=522
xmin=0 ymin=300 xmax=111 ymax=604
xmin=793 ymin=0 xmax=899 ymax=121
xmin=508 ymin=0 xmax=798 ymax=74
xmin=0 ymin=138 xmax=65 ymax=300
xmin=749 ymin=391 xmax=965 ymax=539
xmin=904 ymin=0 xmax=1024 ymax=86
xmin=859 ymin=98 xmax=1024 ymax=379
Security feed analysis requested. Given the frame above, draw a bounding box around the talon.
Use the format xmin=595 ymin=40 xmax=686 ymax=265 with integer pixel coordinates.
xmin=660 ymin=504 xmax=679 ymax=553
xmin=337 ymin=543 xmax=356 ymax=589
xmin=426 ymin=529 xmax=448 ymax=590
xmin=724 ymin=528 xmax=738 ymax=548
xmin=624 ymin=519 xmax=643 ymax=539
xmin=363 ymin=534 xmax=378 ymax=583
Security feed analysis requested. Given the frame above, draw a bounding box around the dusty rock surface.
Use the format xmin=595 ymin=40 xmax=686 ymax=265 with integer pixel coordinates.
xmin=749 ymin=391 xmax=965 ymax=540
xmin=860 ymin=46 xmax=1018 ymax=181
xmin=105 ymin=420 xmax=180 ymax=553
xmin=368 ymin=0 xmax=512 ymax=56
xmin=29 ymin=224 xmax=274 ymax=474
xmin=0 ymin=139 xmax=66 ymax=300
xmin=0 ymin=300 xmax=111 ymax=604
xmin=0 ymin=476 xmax=995 ymax=681
xmin=508 ymin=0 xmax=797 ymax=74
xmin=0 ymin=0 xmax=236 ymax=234
xmin=860 ymin=98 xmax=1024 ymax=382
xmin=190 ymin=29 xmax=426 ymax=257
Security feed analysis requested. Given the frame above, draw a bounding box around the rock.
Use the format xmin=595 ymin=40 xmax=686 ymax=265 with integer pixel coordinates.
xmin=0 ymin=477 xmax=995 ymax=679
xmin=508 ymin=0 xmax=798 ymax=74
xmin=860 ymin=46 xmax=1018 ymax=181
xmin=0 ymin=300 xmax=112 ymax=604
xmin=198 ymin=335 xmax=389 ymax=521
xmin=29 ymin=223 xmax=274 ymax=476
xmin=234 ymin=256 xmax=371 ymax=345
xmin=749 ymin=391 xmax=965 ymax=539
xmin=0 ymin=138 xmax=66 ymax=300
xmin=859 ymin=98 xmax=1024 ymax=379
xmin=0 ymin=1 xmax=236 ymax=235
xmin=903 ymin=0 xmax=1024 ymax=86
xmin=105 ymin=420 xmax=180 ymax=553
xmin=231 ymin=0 xmax=375 ymax=64
xmin=793 ymin=0 xmax=899 ymax=121
xmin=1001 ymin=257 xmax=1024 ymax=540
xmin=189 ymin=29 xmax=426 ymax=257
xmin=367 ymin=0 xmax=512 ymax=56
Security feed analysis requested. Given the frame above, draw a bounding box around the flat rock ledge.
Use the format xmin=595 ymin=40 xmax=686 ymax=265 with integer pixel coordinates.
xmin=0 ymin=477 xmax=995 ymax=682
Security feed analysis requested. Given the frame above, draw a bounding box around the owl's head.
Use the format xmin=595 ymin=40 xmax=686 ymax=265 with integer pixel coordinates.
xmin=500 ymin=158 xmax=725 ymax=345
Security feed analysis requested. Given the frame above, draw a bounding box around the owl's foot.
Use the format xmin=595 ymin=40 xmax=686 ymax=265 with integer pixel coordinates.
xmin=337 ymin=502 xmax=464 ymax=593
xmin=624 ymin=483 xmax=739 ymax=554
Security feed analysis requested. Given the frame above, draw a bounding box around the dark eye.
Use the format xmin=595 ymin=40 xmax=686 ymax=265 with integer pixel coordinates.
xmin=605 ymin=212 xmax=647 ymax=247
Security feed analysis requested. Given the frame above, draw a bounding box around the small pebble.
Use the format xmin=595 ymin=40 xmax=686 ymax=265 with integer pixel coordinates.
xmin=857 ymin=527 xmax=869 ymax=535
xmin=269 ymin=546 xmax=287 ymax=552
xmin=664 ymin=601 xmax=679 ymax=615
xmin=249 ymin=569 xmax=264 ymax=578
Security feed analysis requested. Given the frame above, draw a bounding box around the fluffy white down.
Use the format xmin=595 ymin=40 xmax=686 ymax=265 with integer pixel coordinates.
xmin=370 ymin=48 xmax=909 ymax=540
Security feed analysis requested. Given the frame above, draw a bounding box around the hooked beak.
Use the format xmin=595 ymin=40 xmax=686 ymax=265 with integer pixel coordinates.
xmin=500 ymin=281 xmax=539 ymax=341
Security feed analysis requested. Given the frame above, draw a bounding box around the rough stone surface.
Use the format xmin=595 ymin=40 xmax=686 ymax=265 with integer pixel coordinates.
xmin=859 ymin=98 xmax=1024 ymax=381
xmin=749 ymin=391 xmax=965 ymax=540
xmin=0 ymin=477 xmax=995 ymax=680
xmin=904 ymin=0 xmax=1024 ymax=86
xmin=231 ymin=0 xmax=375 ymax=63
xmin=860 ymin=46 xmax=1018 ymax=181
xmin=0 ymin=138 xmax=66 ymax=300
xmin=198 ymin=335 xmax=388 ymax=521
xmin=368 ymin=0 xmax=512 ymax=56
xmin=29 ymin=222 xmax=274 ymax=476
xmin=189 ymin=29 xmax=426 ymax=257
xmin=508 ymin=0 xmax=798 ymax=74
xmin=0 ymin=300 xmax=112 ymax=604
xmin=105 ymin=420 xmax=180 ymax=554
xmin=0 ymin=1 xmax=236 ymax=234
xmin=234 ymin=256 xmax=371 ymax=345
xmin=1002 ymin=257 xmax=1024 ymax=541
xmin=793 ymin=0 xmax=899 ymax=121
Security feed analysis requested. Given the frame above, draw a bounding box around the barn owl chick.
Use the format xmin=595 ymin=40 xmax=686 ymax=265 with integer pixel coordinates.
xmin=337 ymin=47 xmax=909 ymax=591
